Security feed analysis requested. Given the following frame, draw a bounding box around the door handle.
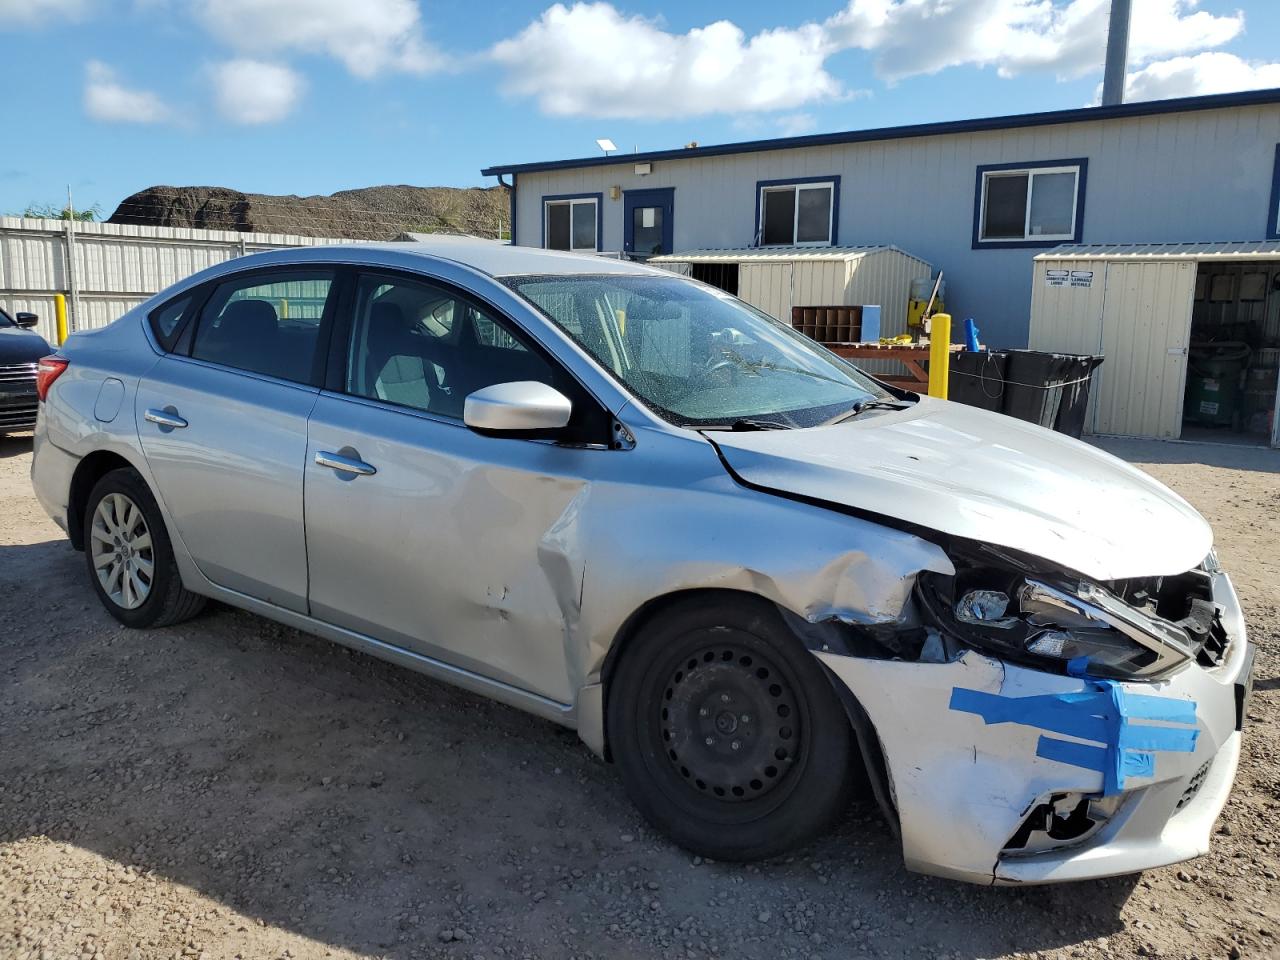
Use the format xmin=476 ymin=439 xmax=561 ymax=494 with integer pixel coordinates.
xmin=144 ymin=408 xmax=188 ymax=429
xmin=315 ymin=451 xmax=377 ymax=476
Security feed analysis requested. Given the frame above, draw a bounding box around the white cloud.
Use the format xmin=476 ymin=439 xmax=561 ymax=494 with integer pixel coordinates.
xmin=194 ymin=0 xmax=446 ymax=77
xmin=0 ymin=0 xmax=88 ymax=24
xmin=490 ymin=0 xmax=1250 ymax=119
xmin=211 ymin=59 xmax=304 ymax=124
xmin=83 ymin=61 xmax=171 ymax=123
xmin=490 ymin=3 xmax=846 ymax=118
xmin=826 ymin=0 xmax=1244 ymax=82
xmin=777 ymin=113 xmax=819 ymax=137
xmin=1120 ymin=52 xmax=1280 ymax=102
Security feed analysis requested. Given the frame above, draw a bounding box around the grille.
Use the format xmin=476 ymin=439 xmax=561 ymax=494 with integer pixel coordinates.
xmin=0 ymin=362 xmax=39 ymax=382
xmin=0 ymin=404 xmax=38 ymax=428
xmin=1176 ymin=759 xmax=1212 ymax=811
xmin=0 ymin=363 xmax=38 ymax=430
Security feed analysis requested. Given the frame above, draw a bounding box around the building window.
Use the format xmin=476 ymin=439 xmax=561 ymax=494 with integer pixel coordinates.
xmin=973 ymin=159 xmax=1087 ymax=248
xmin=756 ymin=177 xmax=839 ymax=246
xmin=544 ymin=195 xmax=600 ymax=252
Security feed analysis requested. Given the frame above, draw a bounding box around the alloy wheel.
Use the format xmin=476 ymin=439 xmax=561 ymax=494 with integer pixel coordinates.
xmin=90 ymin=493 xmax=154 ymax=610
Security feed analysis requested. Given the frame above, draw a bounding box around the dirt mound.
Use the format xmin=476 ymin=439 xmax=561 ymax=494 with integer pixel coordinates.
xmin=108 ymin=184 xmax=509 ymax=240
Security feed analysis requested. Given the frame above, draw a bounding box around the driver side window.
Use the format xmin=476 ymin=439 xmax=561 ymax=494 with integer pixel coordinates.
xmin=345 ymin=273 xmax=558 ymax=420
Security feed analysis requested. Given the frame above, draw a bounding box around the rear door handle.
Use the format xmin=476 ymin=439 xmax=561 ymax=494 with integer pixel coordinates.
xmin=315 ymin=451 xmax=377 ymax=476
xmin=144 ymin=408 xmax=188 ymax=429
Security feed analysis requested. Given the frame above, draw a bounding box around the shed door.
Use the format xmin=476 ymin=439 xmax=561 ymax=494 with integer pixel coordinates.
xmin=1093 ymin=261 xmax=1196 ymax=439
xmin=738 ymin=263 xmax=793 ymax=322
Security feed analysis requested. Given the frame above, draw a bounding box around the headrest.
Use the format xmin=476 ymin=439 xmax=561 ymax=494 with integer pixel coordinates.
xmin=625 ymin=297 xmax=683 ymax=322
xmin=218 ymin=299 xmax=278 ymax=343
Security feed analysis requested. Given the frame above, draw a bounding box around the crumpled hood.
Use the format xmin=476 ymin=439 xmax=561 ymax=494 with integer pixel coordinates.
xmin=709 ymin=397 xmax=1212 ymax=581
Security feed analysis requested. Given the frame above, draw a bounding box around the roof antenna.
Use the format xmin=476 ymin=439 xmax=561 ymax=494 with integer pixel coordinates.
xmin=596 ymin=138 xmax=617 ymax=156
xmin=1101 ymin=0 xmax=1132 ymax=106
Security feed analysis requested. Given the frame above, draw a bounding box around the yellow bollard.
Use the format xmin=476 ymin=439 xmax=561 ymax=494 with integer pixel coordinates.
xmin=927 ymin=312 xmax=951 ymax=400
xmin=54 ymin=293 xmax=69 ymax=346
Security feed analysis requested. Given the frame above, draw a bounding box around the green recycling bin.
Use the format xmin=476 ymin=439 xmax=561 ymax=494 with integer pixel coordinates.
xmin=1184 ymin=342 xmax=1250 ymax=427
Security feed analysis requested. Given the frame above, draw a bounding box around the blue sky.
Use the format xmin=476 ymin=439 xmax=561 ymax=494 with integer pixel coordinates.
xmin=2 ymin=0 xmax=1278 ymax=216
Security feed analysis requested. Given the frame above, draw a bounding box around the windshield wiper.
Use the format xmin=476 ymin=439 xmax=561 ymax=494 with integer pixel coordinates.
xmin=828 ymin=397 xmax=910 ymax=423
xmin=702 ymin=417 xmax=794 ymax=432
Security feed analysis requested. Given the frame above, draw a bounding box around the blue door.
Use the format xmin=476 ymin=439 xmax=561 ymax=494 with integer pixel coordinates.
xmin=624 ymin=188 xmax=674 ymax=257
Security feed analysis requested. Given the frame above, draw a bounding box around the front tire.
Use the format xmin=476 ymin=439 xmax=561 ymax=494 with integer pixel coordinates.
xmin=608 ymin=596 xmax=855 ymax=861
xmin=83 ymin=467 xmax=205 ymax=628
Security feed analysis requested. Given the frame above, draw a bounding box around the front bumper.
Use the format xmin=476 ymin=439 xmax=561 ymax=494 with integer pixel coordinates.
xmin=817 ymin=573 xmax=1252 ymax=885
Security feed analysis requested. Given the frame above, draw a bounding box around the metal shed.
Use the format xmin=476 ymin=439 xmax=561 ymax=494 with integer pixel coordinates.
xmin=1029 ymin=242 xmax=1280 ymax=447
xmin=649 ymin=245 xmax=933 ymax=340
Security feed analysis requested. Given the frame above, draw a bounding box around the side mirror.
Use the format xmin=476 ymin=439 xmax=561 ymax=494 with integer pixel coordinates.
xmin=15 ymin=312 xmax=38 ymax=328
xmin=463 ymin=381 xmax=572 ymax=437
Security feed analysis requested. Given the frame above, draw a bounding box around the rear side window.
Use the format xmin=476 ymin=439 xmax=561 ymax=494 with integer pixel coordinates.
xmin=191 ymin=271 xmax=335 ymax=383
xmin=148 ymin=295 xmax=195 ymax=350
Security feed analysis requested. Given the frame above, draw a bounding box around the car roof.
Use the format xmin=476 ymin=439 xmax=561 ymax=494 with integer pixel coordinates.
xmin=262 ymin=236 xmax=667 ymax=279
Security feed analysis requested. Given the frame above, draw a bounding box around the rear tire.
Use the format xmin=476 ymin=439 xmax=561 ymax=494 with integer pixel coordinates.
xmin=83 ymin=467 xmax=205 ymax=629
xmin=608 ymin=596 xmax=855 ymax=861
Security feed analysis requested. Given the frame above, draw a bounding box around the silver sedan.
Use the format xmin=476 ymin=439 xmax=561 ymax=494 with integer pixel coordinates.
xmin=30 ymin=238 xmax=1253 ymax=884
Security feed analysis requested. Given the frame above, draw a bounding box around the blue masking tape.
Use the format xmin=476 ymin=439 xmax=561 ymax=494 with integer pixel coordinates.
xmin=1123 ymin=751 xmax=1156 ymax=778
xmin=950 ymin=678 xmax=1199 ymax=796
xmin=1036 ymin=735 xmax=1105 ymax=771
xmin=948 ymin=688 xmax=1110 ymax=742
xmin=1118 ymin=694 xmax=1198 ymax=724
xmin=1067 ymin=656 xmax=1092 ymax=678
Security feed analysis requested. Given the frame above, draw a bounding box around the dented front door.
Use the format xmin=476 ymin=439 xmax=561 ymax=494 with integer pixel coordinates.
xmin=303 ymin=392 xmax=590 ymax=704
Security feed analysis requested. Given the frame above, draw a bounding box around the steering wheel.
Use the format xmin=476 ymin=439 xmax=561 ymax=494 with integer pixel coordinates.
xmin=669 ymin=354 xmax=739 ymax=406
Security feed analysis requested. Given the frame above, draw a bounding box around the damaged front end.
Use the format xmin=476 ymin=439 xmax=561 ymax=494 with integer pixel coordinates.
xmin=809 ymin=534 xmax=1249 ymax=885
xmin=913 ymin=542 xmax=1229 ymax=681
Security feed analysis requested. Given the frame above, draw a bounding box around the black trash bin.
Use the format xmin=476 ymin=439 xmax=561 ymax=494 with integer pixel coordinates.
xmin=1054 ymin=355 xmax=1105 ymax=438
xmin=949 ymin=350 xmax=1008 ymax=412
xmin=1000 ymin=350 xmax=1104 ymax=436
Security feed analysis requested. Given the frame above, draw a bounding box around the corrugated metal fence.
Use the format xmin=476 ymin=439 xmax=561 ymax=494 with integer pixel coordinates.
xmin=0 ymin=217 xmax=345 ymax=342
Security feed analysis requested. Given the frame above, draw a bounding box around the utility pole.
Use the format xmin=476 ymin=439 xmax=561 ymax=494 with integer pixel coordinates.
xmin=65 ymin=185 xmax=81 ymax=333
xmin=1101 ymin=0 xmax=1132 ymax=107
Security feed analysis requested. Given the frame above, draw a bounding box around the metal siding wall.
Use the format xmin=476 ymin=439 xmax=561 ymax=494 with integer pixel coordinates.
xmin=514 ymin=104 xmax=1280 ymax=349
xmin=791 ymin=261 xmax=846 ymax=311
xmin=1028 ymin=258 xmax=1108 ymax=355
xmin=1094 ymin=261 xmax=1196 ymax=438
xmin=844 ymin=250 xmax=934 ymax=376
xmin=0 ymin=218 xmax=338 ymax=341
xmin=847 ymin=250 xmax=933 ymax=339
xmin=1027 ymin=257 xmax=1110 ymax=433
xmin=739 ymin=263 xmax=793 ymax=321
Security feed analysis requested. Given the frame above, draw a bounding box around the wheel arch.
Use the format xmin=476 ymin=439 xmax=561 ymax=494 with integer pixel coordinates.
xmin=596 ymin=588 xmax=892 ymax=821
xmin=67 ymin=450 xmax=143 ymax=550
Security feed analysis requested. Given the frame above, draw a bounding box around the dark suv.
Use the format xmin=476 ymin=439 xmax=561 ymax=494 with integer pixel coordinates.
xmin=0 ymin=308 xmax=50 ymax=434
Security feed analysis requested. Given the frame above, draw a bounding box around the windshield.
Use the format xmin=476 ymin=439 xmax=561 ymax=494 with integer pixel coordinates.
xmin=505 ymin=274 xmax=892 ymax=428
xmin=0 ymin=310 xmax=13 ymax=328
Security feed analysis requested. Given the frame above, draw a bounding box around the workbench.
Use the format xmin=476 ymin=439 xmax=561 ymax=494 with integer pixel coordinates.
xmin=824 ymin=341 xmax=966 ymax=392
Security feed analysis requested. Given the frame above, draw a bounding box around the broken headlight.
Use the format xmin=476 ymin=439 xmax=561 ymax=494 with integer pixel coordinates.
xmin=918 ymin=569 xmax=1199 ymax=679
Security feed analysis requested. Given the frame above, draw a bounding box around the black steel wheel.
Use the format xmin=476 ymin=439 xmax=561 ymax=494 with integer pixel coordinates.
xmin=608 ymin=595 xmax=855 ymax=861
xmin=660 ymin=643 xmax=801 ymax=803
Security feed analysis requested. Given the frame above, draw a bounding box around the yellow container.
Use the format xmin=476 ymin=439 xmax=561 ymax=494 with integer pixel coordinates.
xmin=907 ymin=295 xmax=944 ymax=329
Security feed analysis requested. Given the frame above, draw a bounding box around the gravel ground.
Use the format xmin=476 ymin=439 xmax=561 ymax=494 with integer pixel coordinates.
xmin=1 ymin=432 xmax=1276 ymax=960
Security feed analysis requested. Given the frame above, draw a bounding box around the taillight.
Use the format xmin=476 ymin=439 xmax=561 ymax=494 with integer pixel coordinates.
xmin=36 ymin=356 xmax=69 ymax=402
